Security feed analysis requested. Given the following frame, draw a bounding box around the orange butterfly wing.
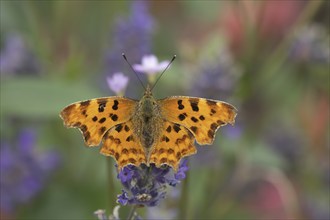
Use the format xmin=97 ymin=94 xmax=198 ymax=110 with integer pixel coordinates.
xmin=158 ymin=96 xmax=237 ymax=145
xmin=60 ymin=97 xmax=137 ymax=146
xmin=100 ymin=121 xmax=147 ymax=170
xmin=149 ymin=121 xmax=196 ymax=171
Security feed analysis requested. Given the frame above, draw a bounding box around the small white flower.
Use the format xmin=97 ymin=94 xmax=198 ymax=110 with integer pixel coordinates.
xmin=107 ymin=72 xmax=129 ymax=95
xmin=112 ymin=205 xmax=121 ymax=220
xmin=94 ymin=209 xmax=107 ymax=220
xmin=133 ymin=54 xmax=170 ymax=75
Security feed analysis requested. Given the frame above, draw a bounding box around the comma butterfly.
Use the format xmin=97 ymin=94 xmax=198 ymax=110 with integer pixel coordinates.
xmin=60 ymin=56 xmax=237 ymax=171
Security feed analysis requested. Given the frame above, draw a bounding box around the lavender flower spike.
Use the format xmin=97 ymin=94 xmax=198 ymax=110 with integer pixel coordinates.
xmin=133 ymin=55 xmax=170 ymax=75
xmin=0 ymin=129 xmax=60 ymax=214
xmin=107 ymin=72 xmax=129 ymax=95
xmin=116 ymin=160 xmax=189 ymax=207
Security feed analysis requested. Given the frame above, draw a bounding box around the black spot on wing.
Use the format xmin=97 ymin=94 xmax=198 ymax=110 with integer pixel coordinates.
xmin=178 ymin=114 xmax=186 ymax=121
xmin=112 ymin=100 xmax=119 ymax=110
xmin=191 ymin=117 xmax=198 ymax=122
xmin=84 ymin=131 xmax=91 ymax=142
xmin=208 ymin=130 xmax=214 ymax=139
xmin=160 ymin=158 xmax=168 ymax=164
xmin=81 ymin=110 xmax=87 ymax=117
xmin=178 ymin=100 xmax=184 ymax=110
xmin=115 ymin=124 xmax=123 ymax=132
xmin=210 ymin=123 xmax=217 ymax=130
xmin=161 ymin=135 xmax=170 ymax=142
xmin=206 ymin=100 xmax=217 ymax=107
xmin=121 ymin=149 xmax=129 ymax=154
xmin=100 ymin=126 xmax=107 ymax=135
xmin=73 ymin=122 xmax=81 ymax=127
xmin=98 ymin=99 xmax=107 ymax=112
xmin=80 ymin=124 xmax=87 ymax=132
xmin=189 ymin=99 xmax=199 ymax=112
xmin=111 ymin=114 xmax=118 ymax=121
xmin=80 ymin=100 xmax=90 ymax=106
xmin=173 ymin=124 xmax=181 ymax=133
xmin=126 ymin=135 xmax=134 ymax=142
xmin=99 ymin=117 xmax=106 ymax=123
xmin=190 ymin=126 xmax=198 ymax=133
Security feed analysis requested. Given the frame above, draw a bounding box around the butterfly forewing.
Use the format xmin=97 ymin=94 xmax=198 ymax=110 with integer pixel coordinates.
xmin=158 ymin=96 xmax=237 ymax=145
xmin=60 ymin=97 xmax=137 ymax=146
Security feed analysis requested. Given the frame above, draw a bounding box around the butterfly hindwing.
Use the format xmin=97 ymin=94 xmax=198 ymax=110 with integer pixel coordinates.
xmin=149 ymin=121 xmax=197 ymax=171
xmin=158 ymin=96 xmax=237 ymax=145
xmin=60 ymin=97 xmax=137 ymax=146
xmin=100 ymin=121 xmax=146 ymax=170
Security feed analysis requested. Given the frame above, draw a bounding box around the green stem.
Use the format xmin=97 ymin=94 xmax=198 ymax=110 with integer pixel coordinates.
xmin=126 ymin=205 xmax=138 ymax=220
xmin=178 ymin=160 xmax=189 ymax=219
xmin=107 ymin=158 xmax=116 ymax=210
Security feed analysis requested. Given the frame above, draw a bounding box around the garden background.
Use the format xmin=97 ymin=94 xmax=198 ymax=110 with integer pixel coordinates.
xmin=0 ymin=1 xmax=329 ymax=219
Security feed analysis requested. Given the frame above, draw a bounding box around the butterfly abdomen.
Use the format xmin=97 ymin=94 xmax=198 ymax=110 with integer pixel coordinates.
xmin=132 ymin=95 xmax=163 ymax=161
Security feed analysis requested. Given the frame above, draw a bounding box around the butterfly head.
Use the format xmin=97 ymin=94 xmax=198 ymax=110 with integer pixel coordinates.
xmin=144 ymin=84 xmax=153 ymax=97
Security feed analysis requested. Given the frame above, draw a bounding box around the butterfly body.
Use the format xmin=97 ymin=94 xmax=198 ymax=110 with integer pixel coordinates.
xmin=131 ymin=88 xmax=163 ymax=162
xmin=60 ymin=86 xmax=237 ymax=171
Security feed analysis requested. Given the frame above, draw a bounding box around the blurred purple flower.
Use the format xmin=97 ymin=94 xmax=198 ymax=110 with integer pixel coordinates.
xmin=223 ymin=124 xmax=243 ymax=140
xmin=116 ymin=160 xmax=188 ymax=207
xmin=133 ymin=55 xmax=170 ymax=75
xmin=0 ymin=129 xmax=60 ymax=214
xmin=303 ymin=195 xmax=330 ymax=220
xmin=107 ymin=73 xmax=129 ymax=95
xmin=190 ymin=49 xmax=240 ymax=100
xmin=289 ymin=24 xmax=330 ymax=63
xmin=174 ymin=159 xmax=189 ymax=181
xmin=0 ymin=33 xmax=40 ymax=76
xmin=104 ymin=1 xmax=154 ymax=84
xmin=265 ymin=125 xmax=303 ymax=170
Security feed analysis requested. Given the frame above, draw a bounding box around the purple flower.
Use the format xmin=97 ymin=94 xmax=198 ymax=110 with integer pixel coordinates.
xmin=190 ymin=48 xmax=240 ymax=100
xmin=116 ymin=160 xmax=189 ymax=207
xmin=107 ymin=73 xmax=129 ymax=95
xmin=0 ymin=33 xmax=40 ymax=76
xmin=0 ymin=129 xmax=60 ymax=214
xmin=104 ymin=1 xmax=154 ymax=91
xmin=265 ymin=125 xmax=303 ymax=168
xmin=117 ymin=165 xmax=135 ymax=183
xmin=289 ymin=24 xmax=330 ymax=63
xmin=117 ymin=190 xmax=130 ymax=206
xmin=174 ymin=159 xmax=189 ymax=180
xmin=223 ymin=122 xmax=243 ymax=140
xmin=133 ymin=55 xmax=170 ymax=75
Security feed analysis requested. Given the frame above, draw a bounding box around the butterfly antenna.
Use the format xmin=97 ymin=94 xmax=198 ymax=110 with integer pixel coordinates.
xmin=122 ymin=53 xmax=146 ymax=90
xmin=151 ymin=55 xmax=176 ymax=91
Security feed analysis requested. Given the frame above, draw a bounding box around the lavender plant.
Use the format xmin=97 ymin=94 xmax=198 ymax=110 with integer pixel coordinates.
xmin=0 ymin=129 xmax=59 ymax=215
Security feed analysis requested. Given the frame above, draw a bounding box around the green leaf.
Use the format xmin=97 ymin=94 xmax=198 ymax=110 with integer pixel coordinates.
xmin=247 ymin=142 xmax=286 ymax=169
xmin=1 ymin=77 xmax=102 ymax=119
